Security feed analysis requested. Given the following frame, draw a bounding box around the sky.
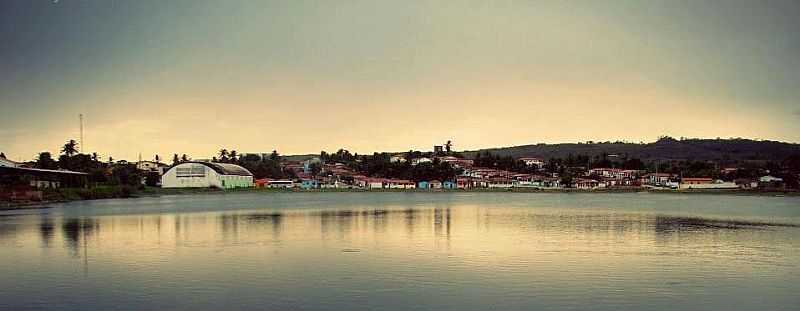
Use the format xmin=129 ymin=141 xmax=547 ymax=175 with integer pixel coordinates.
xmin=1 ymin=0 xmax=799 ymax=162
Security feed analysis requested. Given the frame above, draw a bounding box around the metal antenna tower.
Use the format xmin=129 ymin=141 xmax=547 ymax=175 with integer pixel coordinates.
xmin=79 ymin=114 xmax=84 ymax=153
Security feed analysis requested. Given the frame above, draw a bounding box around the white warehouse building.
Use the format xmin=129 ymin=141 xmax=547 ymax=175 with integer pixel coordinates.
xmin=161 ymin=162 xmax=253 ymax=189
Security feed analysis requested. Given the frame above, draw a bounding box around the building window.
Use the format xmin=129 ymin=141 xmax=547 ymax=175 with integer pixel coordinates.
xmin=176 ymin=165 xmax=206 ymax=177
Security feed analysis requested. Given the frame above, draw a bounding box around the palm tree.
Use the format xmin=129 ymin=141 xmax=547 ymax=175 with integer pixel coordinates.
xmin=229 ymin=150 xmax=238 ymax=163
xmin=181 ymin=154 xmax=189 ymax=162
xmin=61 ymin=139 xmax=78 ymax=156
xmin=219 ymin=149 xmax=229 ymax=162
xmin=172 ymin=154 xmax=179 ymax=165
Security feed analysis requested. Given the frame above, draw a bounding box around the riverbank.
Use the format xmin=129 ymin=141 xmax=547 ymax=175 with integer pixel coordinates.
xmin=2 ymin=186 xmax=798 ymax=211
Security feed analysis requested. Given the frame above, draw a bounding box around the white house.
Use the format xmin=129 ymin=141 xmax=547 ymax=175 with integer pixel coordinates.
xmin=411 ymin=157 xmax=432 ymax=165
xmin=136 ymin=160 xmax=169 ymax=175
xmin=161 ymin=162 xmax=253 ymax=189
xmin=645 ymin=173 xmax=674 ymax=185
xmin=390 ymin=155 xmax=407 ymax=163
xmin=679 ymin=179 xmax=738 ymax=190
xmin=367 ymin=178 xmax=385 ymax=189
xmin=519 ymin=157 xmax=545 ymax=168
xmin=267 ymin=180 xmax=294 ymax=188
xmin=386 ymin=179 xmax=416 ymax=189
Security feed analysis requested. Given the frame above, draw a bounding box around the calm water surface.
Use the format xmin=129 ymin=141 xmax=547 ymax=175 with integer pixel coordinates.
xmin=1 ymin=192 xmax=798 ymax=310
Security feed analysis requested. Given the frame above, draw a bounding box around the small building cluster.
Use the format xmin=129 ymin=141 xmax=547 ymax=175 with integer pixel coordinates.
xmin=1 ymin=155 xmax=89 ymax=201
xmin=5 ymin=138 xmax=792 ymax=195
xmin=152 ymin=151 xmax=793 ymax=191
xmin=107 ymin=144 xmax=799 ymax=192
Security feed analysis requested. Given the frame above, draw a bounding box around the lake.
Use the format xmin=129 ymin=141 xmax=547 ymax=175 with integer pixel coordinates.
xmin=0 ymin=192 xmax=798 ymax=310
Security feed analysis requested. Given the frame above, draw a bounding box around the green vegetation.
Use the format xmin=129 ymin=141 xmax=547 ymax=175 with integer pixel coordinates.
xmin=42 ymin=185 xmax=138 ymax=201
xmin=463 ymin=137 xmax=800 ymax=162
xmin=213 ymin=149 xmax=293 ymax=179
xmin=357 ymin=153 xmax=459 ymax=181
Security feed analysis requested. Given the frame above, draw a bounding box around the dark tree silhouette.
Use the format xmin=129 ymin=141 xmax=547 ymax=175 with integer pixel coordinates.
xmin=61 ymin=139 xmax=79 ymax=156
xmin=35 ymin=152 xmax=58 ymax=170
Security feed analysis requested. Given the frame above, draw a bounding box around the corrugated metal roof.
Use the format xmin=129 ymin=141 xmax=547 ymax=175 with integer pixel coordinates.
xmin=0 ymin=166 xmax=88 ymax=175
xmin=169 ymin=162 xmax=253 ymax=176
xmin=208 ymin=163 xmax=253 ymax=176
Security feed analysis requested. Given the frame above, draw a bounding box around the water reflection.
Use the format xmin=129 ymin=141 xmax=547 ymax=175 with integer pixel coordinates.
xmin=1 ymin=208 xmax=797 ymax=249
xmin=0 ymin=194 xmax=798 ymax=310
xmin=0 ymin=222 xmax=19 ymax=242
xmin=654 ymin=216 xmax=799 ymax=232
xmin=200 ymin=208 xmax=799 ymax=246
xmin=244 ymin=212 xmax=283 ymax=237
xmin=61 ymin=218 xmax=98 ymax=257
xmin=38 ymin=216 xmax=54 ymax=247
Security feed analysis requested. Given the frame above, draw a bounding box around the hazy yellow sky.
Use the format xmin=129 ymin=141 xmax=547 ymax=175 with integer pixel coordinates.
xmin=2 ymin=0 xmax=799 ymax=161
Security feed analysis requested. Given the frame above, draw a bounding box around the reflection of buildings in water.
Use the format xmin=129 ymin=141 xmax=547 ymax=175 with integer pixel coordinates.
xmin=38 ymin=216 xmax=54 ymax=247
xmin=446 ymin=208 xmax=451 ymax=239
xmin=317 ymin=209 xmax=397 ymax=239
xmin=41 ymin=207 xmax=783 ymax=255
xmin=371 ymin=209 xmax=388 ymax=234
xmin=9 ymin=206 xmax=791 ymax=270
xmin=61 ymin=217 xmax=99 ymax=258
xmin=308 ymin=207 xmax=447 ymax=240
xmin=318 ymin=210 xmax=359 ymax=239
xmin=174 ymin=214 xmax=193 ymax=244
xmin=433 ymin=208 xmax=452 ymax=241
xmin=469 ymin=212 xmax=796 ymax=247
xmin=403 ymin=208 xmax=418 ymax=236
xmin=483 ymin=213 xmax=655 ymax=236
xmin=219 ymin=213 xmax=241 ymax=242
xmin=434 ymin=208 xmax=443 ymax=235
xmin=244 ymin=212 xmax=283 ymax=237
xmin=433 ymin=207 xmax=452 ymax=250
xmin=155 ymin=215 xmax=162 ymax=244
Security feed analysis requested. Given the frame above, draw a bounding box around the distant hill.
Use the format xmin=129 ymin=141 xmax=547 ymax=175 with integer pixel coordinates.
xmin=461 ymin=138 xmax=800 ymax=162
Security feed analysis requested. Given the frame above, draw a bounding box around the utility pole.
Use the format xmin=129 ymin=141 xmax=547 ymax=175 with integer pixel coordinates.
xmin=79 ymin=114 xmax=84 ymax=154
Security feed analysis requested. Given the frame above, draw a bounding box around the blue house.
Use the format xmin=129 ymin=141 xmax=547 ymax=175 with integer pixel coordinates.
xmin=301 ymin=179 xmax=320 ymax=189
xmin=443 ymin=181 xmax=457 ymax=189
xmin=418 ymin=181 xmax=430 ymax=189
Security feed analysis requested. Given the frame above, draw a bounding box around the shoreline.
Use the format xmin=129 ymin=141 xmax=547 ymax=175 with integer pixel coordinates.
xmin=2 ymin=187 xmax=798 ymax=211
